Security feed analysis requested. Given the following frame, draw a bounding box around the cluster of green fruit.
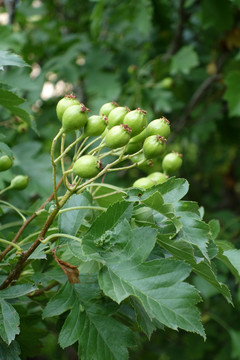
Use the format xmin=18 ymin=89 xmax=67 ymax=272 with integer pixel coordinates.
xmin=56 ymin=95 xmax=182 ymax=187
xmin=0 ymin=154 xmax=29 ymax=192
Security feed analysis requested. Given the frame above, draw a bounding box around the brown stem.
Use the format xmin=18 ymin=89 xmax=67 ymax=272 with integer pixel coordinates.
xmin=0 ymin=191 xmax=71 ymax=290
xmin=0 ymin=177 xmax=64 ymax=262
xmin=28 ymin=281 xmax=59 ymax=298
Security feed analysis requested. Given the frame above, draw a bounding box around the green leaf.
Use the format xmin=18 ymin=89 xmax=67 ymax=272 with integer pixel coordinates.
xmin=69 ymin=201 xmax=133 ymax=260
xmin=43 ymin=281 xmax=101 ymax=319
xmin=223 ymin=71 xmax=240 ymax=117
xmin=0 ymin=284 xmax=36 ymax=299
xmin=0 ymin=142 xmax=13 ymax=158
xmin=90 ymin=0 xmax=104 ymax=38
xmin=58 ymin=298 xmax=85 ymax=348
xmin=142 ymin=191 xmax=182 ymax=232
xmin=202 ymin=0 xmax=234 ymax=31
xmin=209 ymin=219 xmax=220 ymax=240
xmin=170 ymin=46 xmax=199 ymax=75
xmin=0 ymin=88 xmax=31 ymax=124
xmin=158 ymin=238 xmax=232 ymax=303
xmin=98 ymin=222 xmax=205 ymax=337
xmin=0 ymin=51 xmax=29 ymax=71
xmin=229 ymin=329 xmax=240 ymax=358
xmin=94 ymin=186 xmax=125 ymax=207
xmin=58 ymin=192 xmax=92 ymax=237
xmin=127 ymin=178 xmax=189 ymax=204
xmin=222 ymin=249 xmax=240 ymax=276
xmin=0 ymin=339 xmax=21 ymax=360
xmin=133 ymin=0 xmax=153 ymax=36
xmin=28 ymin=243 xmax=48 ymax=260
xmin=131 ymin=298 xmax=157 ymax=339
xmin=0 ymin=299 xmax=20 ymax=344
xmin=42 ymin=282 xmax=75 ymax=319
xmin=77 ymin=307 xmax=135 ymax=360
xmin=175 ymin=202 xmax=210 ymax=259
xmin=216 ymin=241 xmax=240 ymax=279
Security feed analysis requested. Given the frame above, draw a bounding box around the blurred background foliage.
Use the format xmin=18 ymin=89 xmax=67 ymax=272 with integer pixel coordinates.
xmin=0 ymin=0 xmax=240 ymax=359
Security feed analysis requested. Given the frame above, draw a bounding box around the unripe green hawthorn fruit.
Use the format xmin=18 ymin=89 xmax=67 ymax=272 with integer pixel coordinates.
xmin=127 ymin=64 xmax=137 ymax=75
xmin=130 ymin=153 xmax=152 ymax=172
xmin=73 ymin=155 xmax=102 ymax=179
xmin=56 ymin=94 xmax=80 ymax=122
xmin=131 ymin=128 xmax=147 ymax=144
xmin=133 ymin=206 xmax=154 ymax=222
xmin=160 ymin=77 xmax=173 ymax=89
xmin=10 ymin=175 xmax=29 ymax=190
xmin=84 ymin=115 xmax=108 ymax=136
xmin=62 ymin=104 xmax=89 ymax=132
xmin=146 ymin=117 xmax=170 ymax=139
xmin=101 ymin=127 xmax=109 ymax=138
xmin=107 ymin=106 xmax=130 ymax=129
xmin=162 ymin=151 xmax=183 ymax=174
xmin=124 ymin=139 xmax=142 ymax=154
xmin=105 ymin=124 xmax=131 ymax=149
xmin=147 ymin=172 xmax=168 ymax=185
xmin=99 ymin=101 xmax=118 ymax=117
xmin=17 ymin=122 xmax=29 ymax=133
xmin=130 ymin=152 xmax=145 ymax=164
xmin=123 ymin=108 xmax=147 ymax=137
xmin=0 ymin=155 xmax=13 ymax=172
xmin=143 ymin=135 xmax=166 ymax=159
xmin=133 ymin=177 xmax=154 ymax=189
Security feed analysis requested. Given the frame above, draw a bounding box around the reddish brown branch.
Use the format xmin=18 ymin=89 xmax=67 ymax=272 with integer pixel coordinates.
xmin=28 ymin=281 xmax=59 ymax=298
xmin=0 ymin=177 xmax=64 ymax=262
xmin=0 ymin=189 xmax=71 ymax=290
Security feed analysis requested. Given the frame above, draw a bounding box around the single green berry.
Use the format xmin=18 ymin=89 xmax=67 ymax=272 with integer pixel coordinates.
xmin=101 ymin=127 xmax=109 ymax=138
xmin=0 ymin=155 xmax=13 ymax=172
xmin=105 ymin=124 xmax=131 ymax=149
xmin=123 ymin=108 xmax=147 ymax=136
xmin=130 ymin=128 xmax=147 ymax=144
xmin=73 ymin=155 xmax=102 ymax=179
xmin=130 ymin=152 xmax=145 ymax=164
xmin=84 ymin=115 xmax=108 ymax=137
xmin=143 ymin=135 xmax=167 ymax=159
xmin=123 ymin=108 xmax=147 ymax=137
xmin=162 ymin=151 xmax=183 ymax=174
xmin=99 ymin=101 xmax=118 ymax=117
xmin=62 ymin=104 xmax=89 ymax=132
xmin=56 ymin=94 xmax=80 ymax=122
xmin=130 ymin=153 xmax=152 ymax=172
xmin=160 ymin=77 xmax=173 ymax=89
xmin=10 ymin=175 xmax=29 ymax=190
xmin=133 ymin=206 xmax=154 ymax=223
xmin=124 ymin=139 xmax=142 ymax=154
xmin=147 ymin=172 xmax=168 ymax=185
xmin=146 ymin=117 xmax=170 ymax=139
xmin=17 ymin=122 xmax=29 ymax=133
xmin=133 ymin=177 xmax=154 ymax=189
xmin=107 ymin=106 xmax=130 ymax=129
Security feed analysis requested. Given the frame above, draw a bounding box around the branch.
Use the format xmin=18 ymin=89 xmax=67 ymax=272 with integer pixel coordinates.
xmin=173 ymin=52 xmax=228 ymax=135
xmin=28 ymin=281 xmax=59 ymax=298
xmin=0 ymin=177 xmax=64 ymax=262
xmin=163 ymin=0 xmax=187 ymax=61
xmin=181 ymin=74 xmax=221 ymax=123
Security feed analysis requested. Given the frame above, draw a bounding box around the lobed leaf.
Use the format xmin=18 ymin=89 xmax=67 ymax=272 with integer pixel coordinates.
xmin=0 ymin=51 xmax=29 ymax=71
xmin=0 ymin=300 xmax=20 ymax=344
